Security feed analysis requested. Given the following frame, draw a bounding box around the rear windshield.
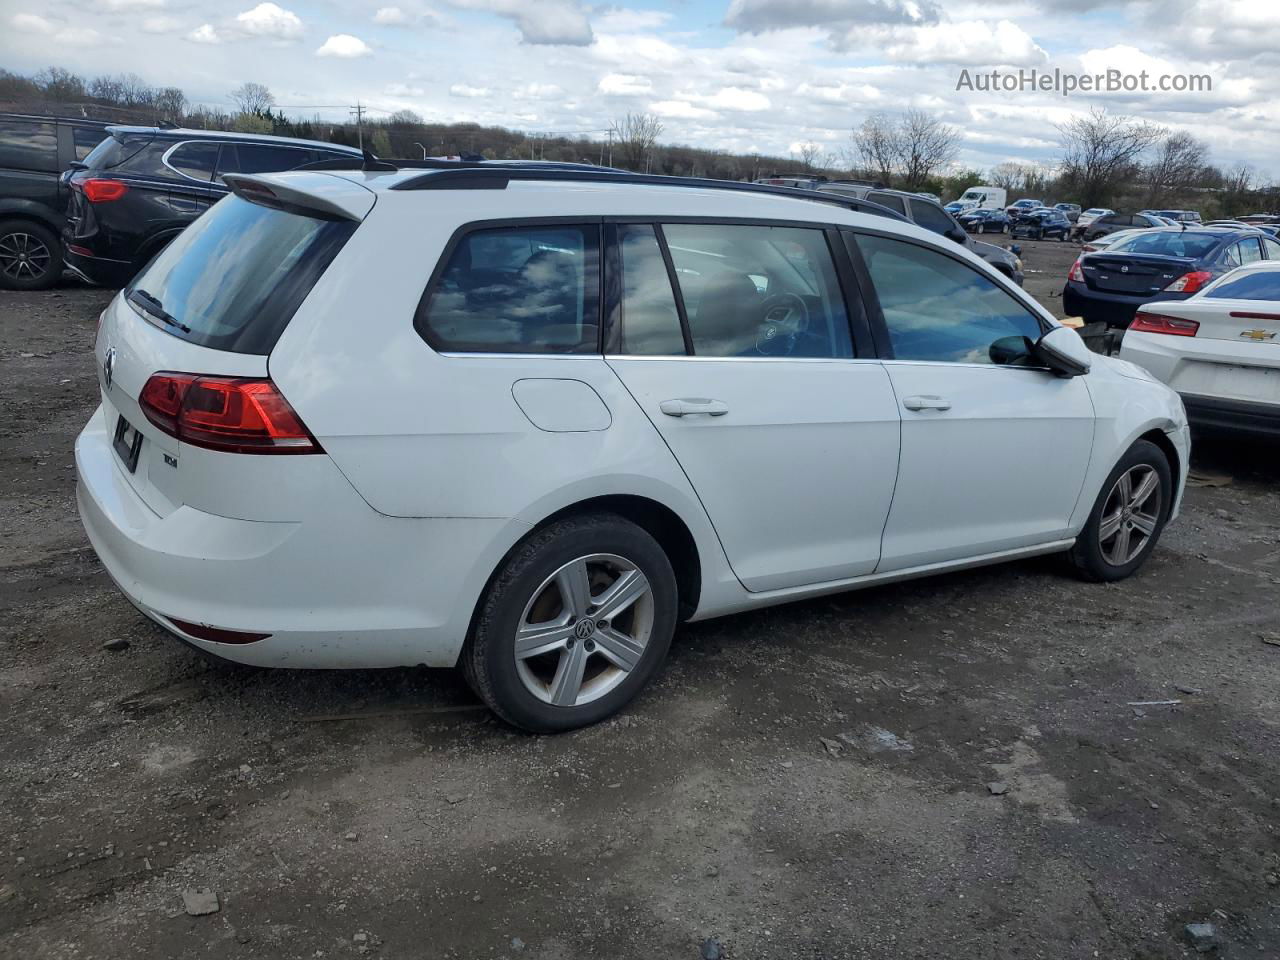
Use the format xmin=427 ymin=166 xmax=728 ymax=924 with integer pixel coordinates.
xmin=1204 ymin=270 xmax=1280 ymax=300
xmin=83 ymin=132 xmax=155 ymax=170
xmin=1108 ymin=231 xmax=1220 ymax=259
xmin=126 ymin=195 xmax=356 ymax=354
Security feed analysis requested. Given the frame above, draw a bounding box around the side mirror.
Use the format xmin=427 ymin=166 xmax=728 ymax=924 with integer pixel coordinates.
xmin=946 ymin=227 xmax=968 ymax=245
xmin=1009 ymin=244 xmax=1022 ymax=256
xmin=1035 ymin=325 xmax=1092 ymax=377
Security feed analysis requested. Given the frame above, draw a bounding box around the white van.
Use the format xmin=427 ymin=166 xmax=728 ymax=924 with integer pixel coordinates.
xmin=955 ymin=186 xmax=1008 ymax=212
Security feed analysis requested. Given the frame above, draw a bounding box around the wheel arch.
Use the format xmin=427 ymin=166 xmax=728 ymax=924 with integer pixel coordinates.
xmin=0 ymin=201 xmax=62 ymax=232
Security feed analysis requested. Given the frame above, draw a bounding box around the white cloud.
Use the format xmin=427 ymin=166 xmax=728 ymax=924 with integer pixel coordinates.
xmin=650 ymin=99 xmax=716 ymax=119
xmin=186 ymin=23 xmax=221 ymax=43
xmin=374 ymin=6 xmax=411 ymax=24
xmin=594 ymin=9 xmax=673 ymax=31
xmin=102 ymin=0 xmax=167 ymax=8
xmin=141 ymin=16 xmax=182 ymax=33
xmin=796 ymin=81 xmax=882 ymax=104
xmin=513 ymin=82 xmax=562 ymax=99
xmin=56 ymin=26 xmax=105 ymax=46
xmin=598 ymin=73 xmax=652 ymax=96
xmin=385 ymin=82 xmax=426 ymax=96
xmin=873 ymin=19 xmax=1047 ymax=66
xmin=449 ymin=0 xmax=592 ymax=45
xmin=726 ymin=0 xmax=940 ymax=33
xmin=235 ymin=2 xmax=304 ymax=40
xmin=11 ymin=13 xmax=54 ymax=33
xmin=316 ymin=34 xmax=373 ymax=57
xmin=449 ymin=83 xmax=491 ymax=97
xmin=697 ymin=86 xmax=772 ymax=111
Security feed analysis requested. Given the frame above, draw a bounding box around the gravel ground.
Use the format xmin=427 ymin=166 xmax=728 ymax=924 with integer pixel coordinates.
xmin=2 ymin=245 xmax=1279 ymax=960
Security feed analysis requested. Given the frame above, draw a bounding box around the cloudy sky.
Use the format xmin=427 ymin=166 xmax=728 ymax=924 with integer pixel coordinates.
xmin=3 ymin=0 xmax=1277 ymax=176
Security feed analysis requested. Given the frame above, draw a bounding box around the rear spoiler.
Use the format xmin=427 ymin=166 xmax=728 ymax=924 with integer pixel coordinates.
xmin=221 ymin=173 xmax=373 ymax=222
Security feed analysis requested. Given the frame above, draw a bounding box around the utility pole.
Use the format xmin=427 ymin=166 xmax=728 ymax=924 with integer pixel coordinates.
xmin=350 ymin=102 xmax=366 ymax=151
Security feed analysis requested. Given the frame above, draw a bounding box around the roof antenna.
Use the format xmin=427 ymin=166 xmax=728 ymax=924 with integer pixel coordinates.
xmin=361 ymin=149 xmax=398 ymax=172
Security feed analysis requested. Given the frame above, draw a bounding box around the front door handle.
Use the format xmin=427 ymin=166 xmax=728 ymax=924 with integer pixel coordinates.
xmin=902 ymin=395 xmax=952 ymax=411
xmin=660 ymin=398 xmax=730 ymax=418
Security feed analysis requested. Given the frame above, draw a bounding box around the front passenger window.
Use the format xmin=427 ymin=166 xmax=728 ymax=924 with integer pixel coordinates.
xmin=854 ymin=234 xmax=1044 ymax=365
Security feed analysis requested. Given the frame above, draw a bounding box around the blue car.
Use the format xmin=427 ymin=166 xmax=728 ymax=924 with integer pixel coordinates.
xmin=1062 ymin=227 xmax=1280 ymax=326
xmin=1010 ymin=208 xmax=1072 ymax=241
xmin=957 ymin=207 xmax=1009 ymax=234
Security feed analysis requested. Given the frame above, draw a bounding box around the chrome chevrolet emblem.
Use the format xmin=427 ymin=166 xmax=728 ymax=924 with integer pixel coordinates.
xmin=103 ymin=346 xmax=116 ymax=389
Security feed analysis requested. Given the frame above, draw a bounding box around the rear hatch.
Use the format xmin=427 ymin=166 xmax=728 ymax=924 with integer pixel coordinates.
xmin=1081 ymin=253 xmax=1192 ymax=295
xmin=66 ymin=128 xmax=156 ymax=241
xmin=92 ymin=172 xmax=372 ymax=519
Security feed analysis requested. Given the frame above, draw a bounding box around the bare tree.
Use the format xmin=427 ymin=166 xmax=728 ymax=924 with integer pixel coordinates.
xmin=610 ymin=113 xmax=663 ymax=172
xmin=231 ymin=82 xmax=275 ymax=115
xmin=1057 ymin=107 xmax=1164 ymax=209
xmin=117 ymin=73 xmax=154 ymax=107
xmin=34 ymin=66 xmax=85 ymax=101
xmin=989 ymin=161 xmax=1052 ymax=196
xmin=849 ymin=110 xmax=958 ymax=189
xmin=1140 ymin=131 xmax=1209 ymax=207
xmin=89 ymin=75 xmax=124 ymax=104
xmin=895 ymin=109 xmax=958 ymax=191
xmin=153 ymin=87 xmax=188 ymax=121
xmin=849 ymin=112 xmax=896 ymax=184
xmin=795 ymin=141 xmax=822 ymax=171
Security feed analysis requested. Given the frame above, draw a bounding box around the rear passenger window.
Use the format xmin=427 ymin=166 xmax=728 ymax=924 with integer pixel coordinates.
xmin=72 ymin=126 xmax=106 ymax=161
xmin=661 ymin=223 xmax=852 ymax=358
xmin=217 ymin=143 xmax=313 ymax=177
xmin=855 ymin=234 xmax=1043 ymax=365
xmin=867 ymin=192 xmax=906 ymax=216
xmin=166 ymin=142 xmax=219 ymax=181
xmin=418 ymin=224 xmax=600 ymax=354
xmin=908 ymin=199 xmax=955 ymax=236
xmin=1238 ymin=237 xmax=1263 ymax=264
xmin=613 ymin=224 xmax=686 ymax=355
xmin=0 ymin=119 xmax=57 ymax=173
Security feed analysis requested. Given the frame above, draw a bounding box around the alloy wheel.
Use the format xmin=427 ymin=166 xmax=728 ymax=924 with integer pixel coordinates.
xmin=514 ymin=553 xmax=655 ymax=707
xmin=0 ymin=231 xmax=52 ymax=282
xmin=1099 ymin=464 xmax=1162 ymax=566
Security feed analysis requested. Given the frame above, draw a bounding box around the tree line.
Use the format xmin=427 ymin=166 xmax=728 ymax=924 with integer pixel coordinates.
xmin=2 ymin=65 xmax=1274 ymax=216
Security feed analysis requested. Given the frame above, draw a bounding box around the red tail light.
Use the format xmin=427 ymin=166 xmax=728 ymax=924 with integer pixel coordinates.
xmin=1130 ymin=311 xmax=1199 ymax=337
xmin=139 ymin=373 xmax=323 ymax=454
xmin=1164 ymin=270 xmax=1212 ymax=293
xmin=81 ymin=178 xmax=129 ymax=203
xmin=1068 ymin=257 xmax=1085 ymax=282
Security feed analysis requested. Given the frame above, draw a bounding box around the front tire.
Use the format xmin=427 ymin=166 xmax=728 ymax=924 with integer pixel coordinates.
xmin=0 ymin=219 xmax=61 ymax=290
xmin=462 ymin=513 xmax=678 ymax=732
xmin=1068 ymin=440 xmax=1172 ymax=582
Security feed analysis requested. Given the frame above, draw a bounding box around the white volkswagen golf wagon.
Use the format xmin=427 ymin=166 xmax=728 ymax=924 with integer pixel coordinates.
xmin=76 ymin=161 xmax=1190 ymax=731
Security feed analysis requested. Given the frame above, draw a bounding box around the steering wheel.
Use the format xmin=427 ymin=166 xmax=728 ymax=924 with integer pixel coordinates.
xmin=754 ymin=292 xmax=810 ymax=356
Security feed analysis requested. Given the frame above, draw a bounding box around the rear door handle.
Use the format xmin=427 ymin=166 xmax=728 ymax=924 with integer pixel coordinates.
xmin=902 ymin=395 xmax=952 ymax=411
xmin=660 ymin=398 xmax=730 ymax=418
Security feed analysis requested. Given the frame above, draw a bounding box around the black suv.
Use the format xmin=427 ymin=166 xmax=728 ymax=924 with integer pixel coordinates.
xmin=816 ymin=184 xmax=1025 ymax=285
xmin=63 ymin=126 xmax=361 ymax=287
xmin=0 ymin=113 xmax=111 ymax=289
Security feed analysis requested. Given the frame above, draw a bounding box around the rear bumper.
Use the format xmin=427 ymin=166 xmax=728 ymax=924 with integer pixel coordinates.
xmin=1062 ymin=283 xmax=1190 ymax=326
xmin=63 ymin=246 xmax=134 ymax=288
xmin=1181 ymin=394 xmax=1280 ymax=437
xmin=75 ymin=407 xmax=524 ymax=668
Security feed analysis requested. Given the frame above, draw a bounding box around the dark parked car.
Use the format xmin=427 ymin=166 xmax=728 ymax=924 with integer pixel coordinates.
xmin=1004 ymin=198 xmax=1043 ymax=218
xmin=0 ymin=113 xmax=111 ymax=289
xmin=817 ymin=184 xmax=1024 ymax=284
xmin=1148 ymin=209 xmax=1202 ymax=224
xmin=1077 ymin=211 xmax=1165 ymax=242
xmin=1053 ymin=202 xmax=1081 ymax=222
xmin=62 ymin=126 xmax=361 ymax=287
xmin=1011 ymin=208 xmax=1072 ymax=241
xmin=1062 ymin=227 xmax=1280 ymax=326
xmin=958 ymin=207 xmax=1009 ymax=234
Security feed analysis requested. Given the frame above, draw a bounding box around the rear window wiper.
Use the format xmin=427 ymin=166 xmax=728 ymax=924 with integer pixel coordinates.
xmin=128 ymin=289 xmax=191 ymax=334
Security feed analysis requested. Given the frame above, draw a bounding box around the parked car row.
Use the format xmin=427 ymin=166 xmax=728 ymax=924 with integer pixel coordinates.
xmin=0 ymin=112 xmax=362 ymax=289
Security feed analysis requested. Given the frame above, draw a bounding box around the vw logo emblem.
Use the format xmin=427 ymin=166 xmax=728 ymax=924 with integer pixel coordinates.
xmin=103 ymin=346 xmax=116 ymax=389
xmin=1120 ymin=265 xmax=1129 ymax=273
xmin=574 ymin=618 xmax=595 ymax=640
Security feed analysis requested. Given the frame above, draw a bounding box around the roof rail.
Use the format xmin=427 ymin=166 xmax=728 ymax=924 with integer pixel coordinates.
xmin=387 ymin=166 xmax=909 ymax=221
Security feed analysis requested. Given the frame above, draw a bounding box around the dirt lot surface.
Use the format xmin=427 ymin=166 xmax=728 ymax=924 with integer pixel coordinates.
xmin=3 ymin=252 xmax=1279 ymax=960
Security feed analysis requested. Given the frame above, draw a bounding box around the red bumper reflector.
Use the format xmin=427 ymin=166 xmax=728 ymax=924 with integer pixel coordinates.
xmin=68 ymin=244 xmax=94 ymax=257
xmin=168 ymin=618 xmax=272 ymax=644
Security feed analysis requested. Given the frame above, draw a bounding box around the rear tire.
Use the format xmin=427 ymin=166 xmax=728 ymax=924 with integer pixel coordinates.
xmin=462 ymin=513 xmax=678 ymax=732
xmin=0 ymin=219 xmax=61 ymax=291
xmin=1068 ymin=440 xmax=1172 ymax=582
